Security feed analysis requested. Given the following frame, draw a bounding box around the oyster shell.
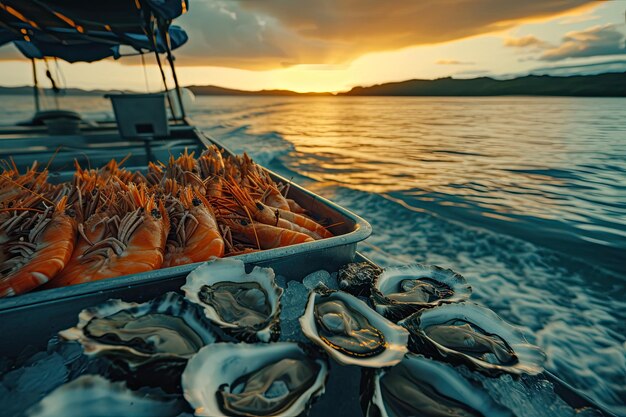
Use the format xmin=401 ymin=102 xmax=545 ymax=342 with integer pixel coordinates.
xmin=182 ymin=258 xmax=283 ymax=343
xmin=27 ymin=375 xmax=186 ymax=417
xmin=59 ymin=292 xmax=218 ymax=391
xmin=299 ymin=287 xmax=409 ymax=367
xmin=400 ymin=302 xmax=545 ymax=376
xmin=361 ymin=354 xmax=513 ymax=417
xmin=337 ymin=262 xmax=381 ymax=296
xmin=182 ymin=342 xmax=328 ymax=417
xmin=371 ymin=264 xmax=471 ymax=321
xmin=60 ymin=291 xmax=218 ymax=366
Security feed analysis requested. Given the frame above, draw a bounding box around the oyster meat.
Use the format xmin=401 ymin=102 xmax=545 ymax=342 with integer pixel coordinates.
xmin=182 ymin=258 xmax=283 ymax=342
xmin=182 ymin=342 xmax=328 ymax=417
xmin=371 ymin=264 xmax=471 ymax=321
xmin=361 ymin=354 xmax=512 ymax=417
xmin=27 ymin=375 xmax=185 ymax=417
xmin=400 ymin=302 xmax=545 ymax=376
xmin=300 ymin=288 xmax=409 ymax=367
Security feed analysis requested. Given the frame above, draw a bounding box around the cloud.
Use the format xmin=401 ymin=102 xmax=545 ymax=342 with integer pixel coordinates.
xmin=539 ymin=24 xmax=626 ymax=61
xmin=166 ymin=0 xmax=593 ymax=68
xmin=0 ymin=0 xmax=593 ymax=69
xmin=436 ymin=59 xmax=475 ymax=65
xmin=530 ymin=59 xmax=626 ymax=75
xmin=504 ymin=35 xmax=549 ymax=49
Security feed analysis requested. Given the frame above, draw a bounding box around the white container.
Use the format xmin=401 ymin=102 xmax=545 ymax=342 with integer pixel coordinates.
xmin=106 ymin=93 xmax=169 ymax=139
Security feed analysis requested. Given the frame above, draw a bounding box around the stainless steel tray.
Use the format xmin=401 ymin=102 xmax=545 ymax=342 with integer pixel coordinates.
xmin=0 ymin=124 xmax=372 ymax=311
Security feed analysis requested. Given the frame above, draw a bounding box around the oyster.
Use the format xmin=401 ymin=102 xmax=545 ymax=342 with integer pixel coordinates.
xmin=400 ymin=302 xmax=545 ymax=376
xmin=60 ymin=291 xmax=217 ymax=365
xmin=182 ymin=342 xmax=328 ymax=417
xmin=361 ymin=354 xmax=512 ymax=417
xmin=182 ymin=258 xmax=283 ymax=342
xmin=28 ymin=375 xmax=186 ymax=417
xmin=337 ymin=262 xmax=381 ymax=296
xmin=59 ymin=292 xmax=218 ymax=391
xmin=299 ymin=287 xmax=409 ymax=367
xmin=371 ymin=264 xmax=471 ymax=321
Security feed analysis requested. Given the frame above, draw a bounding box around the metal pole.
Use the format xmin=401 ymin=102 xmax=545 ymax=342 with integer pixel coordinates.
xmin=158 ymin=20 xmax=186 ymax=120
xmin=31 ymin=59 xmax=40 ymax=112
xmin=146 ymin=20 xmax=177 ymax=122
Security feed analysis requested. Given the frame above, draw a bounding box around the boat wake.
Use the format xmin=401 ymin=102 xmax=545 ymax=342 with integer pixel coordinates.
xmin=212 ymin=119 xmax=626 ymax=417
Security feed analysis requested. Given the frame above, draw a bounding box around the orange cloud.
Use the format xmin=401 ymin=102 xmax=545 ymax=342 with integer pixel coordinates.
xmin=504 ymin=35 xmax=550 ymax=49
xmin=436 ymin=60 xmax=474 ymax=65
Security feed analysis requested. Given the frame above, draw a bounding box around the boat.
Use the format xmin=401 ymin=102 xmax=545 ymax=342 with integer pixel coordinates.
xmin=0 ymin=2 xmax=617 ymax=416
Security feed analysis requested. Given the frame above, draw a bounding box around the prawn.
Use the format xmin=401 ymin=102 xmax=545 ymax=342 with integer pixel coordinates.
xmin=47 ymin=183 xmax=169 ymax=288
xmin=198 ymin=145 xmax=225 ymax=197
xmin=223 ymin=181 xmax=323 ymax=240
xmin=162 ymin=182 xmax=224 ymax=267
xmin=0 ymin=195 xmax=76 ymax=297
xmin=221 ymin=216 xmax=314 ymax=250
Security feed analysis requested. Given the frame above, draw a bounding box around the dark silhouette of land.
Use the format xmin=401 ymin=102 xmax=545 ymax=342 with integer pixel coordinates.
xmin=186 ymin=85 xmax=332 ymax=96
xmin=339 ymin=73 xmax=626 ymax=97
xmin=2 ymin=72 xmax=624 ymax=97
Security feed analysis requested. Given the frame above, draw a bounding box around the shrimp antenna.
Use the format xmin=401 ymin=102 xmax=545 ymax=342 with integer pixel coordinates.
xmin=118 ymin=153 xmax=132 ymax=168
xmin=44 ymin=146 xmax=62 ymax=171
xmin=0 ymin=176 xmax=54 ymax=205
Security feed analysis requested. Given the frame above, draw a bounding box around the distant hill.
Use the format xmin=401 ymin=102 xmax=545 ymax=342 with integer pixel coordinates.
xmin=2 ymin=72 xmax=625 ymax=97
xmin=0 ymin=84 xmax=332 ymax=97
xmin=340 ymin=73 xmax=626 ymax=97
xmin=186 ymin=85 xmax=332 ymax=96
xmin=0 ymin=86 xmax=114 ymax=96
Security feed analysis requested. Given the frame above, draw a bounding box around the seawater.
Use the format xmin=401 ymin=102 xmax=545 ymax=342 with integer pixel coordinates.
xmin=1 ymin=94 xmax=625 ymax=415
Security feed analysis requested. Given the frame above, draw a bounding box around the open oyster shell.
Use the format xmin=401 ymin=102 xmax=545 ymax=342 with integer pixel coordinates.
xmin=371 ymin=264 xmax=471 ymax=321
xmin=59 ymin=291 xmax=218 ymax=367
xmin=182 ymin=258 xmax=283 ymax=343
xmin=27 ymin=375 xmax=186 ymax=417
xmin=400 ymin=302 xmax=545 ymax=376
xmin=361 ymin=354 xmax=513 ymax=417
xmin=182 ymin=342 xmax=329 ymax=417
xmin=299 ymin=287 xmax=409 ymax=367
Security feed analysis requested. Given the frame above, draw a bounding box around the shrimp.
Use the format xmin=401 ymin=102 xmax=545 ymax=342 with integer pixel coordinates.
xmin=241 ymin=164 xmax=291 ymax=211
xmin=146 ymin=161 xmax=166 ymax=187
xmin=99 ymin=157 xmax=142 ymax=184
xmin=221 ymin=216 xmax=314 ymax=250
xmin=174 ymin=148 xmax=199 ymax=173
xmin=47 ymin=183 xmax=169 ymax=288
xmin=287 ymin=198 xmax=306 ymax=214
xmin=223 ymin=181 xmax=323 ymax=240
xmin=0 ymin=195 xmax=76 ymax=297
xmin=272 ymin=207 xmax=333 ymax=239
xmin=162 ymin=183 xmax=224 ymax=267
xmin=165 ymin=151 xmax=205 ymax=190
xmin=198 ymin=145 xmax=225 ymax=197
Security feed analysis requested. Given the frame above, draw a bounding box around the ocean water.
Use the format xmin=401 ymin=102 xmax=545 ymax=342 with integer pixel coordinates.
xmin=1 ymin=94 xmax=625 ymax=415
xmin=191 ymin=96 xmax=626 ymax=416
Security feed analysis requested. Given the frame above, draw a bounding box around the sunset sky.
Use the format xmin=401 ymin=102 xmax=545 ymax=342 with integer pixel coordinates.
xmin=0 ymin=1 xmax=624 ymax=93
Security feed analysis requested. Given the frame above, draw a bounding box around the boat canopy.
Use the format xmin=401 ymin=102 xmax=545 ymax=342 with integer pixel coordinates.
xmin=0 ymin=0 xmax=189 ymax=62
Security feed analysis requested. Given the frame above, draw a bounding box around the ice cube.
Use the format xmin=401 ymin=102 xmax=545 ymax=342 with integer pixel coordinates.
xmin=275 ymin=274 xmax=288 ymax=289
xmin=279 ymin=281 xmax=309 ymax=343
xmin=302 ymin=270 xmax=339 ymax=291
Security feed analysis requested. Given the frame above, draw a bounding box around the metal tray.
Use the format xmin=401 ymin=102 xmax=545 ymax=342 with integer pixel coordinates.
xmin=0 ymin=124 xmax=372 ymax=311
xmin=0 ymin=253 xmax=614 ymax=417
